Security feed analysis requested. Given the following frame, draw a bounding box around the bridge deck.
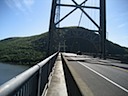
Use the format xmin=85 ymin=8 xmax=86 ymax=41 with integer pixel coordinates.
xmin=61 ymin=53 xmax=128 ymax=96
xmin=1 ymin=53 xmax=127 ymax=96
xmin=38 ymin=52 xmax=128 ymax=96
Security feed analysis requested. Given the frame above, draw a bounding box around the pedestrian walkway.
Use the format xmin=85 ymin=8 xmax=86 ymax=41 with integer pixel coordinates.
xmin=46 ymin=53 xmax=68 ymax=96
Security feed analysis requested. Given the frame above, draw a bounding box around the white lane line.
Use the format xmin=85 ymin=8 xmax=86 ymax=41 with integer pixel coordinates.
xmin=78 ymin=61 xmax=128 ymax=93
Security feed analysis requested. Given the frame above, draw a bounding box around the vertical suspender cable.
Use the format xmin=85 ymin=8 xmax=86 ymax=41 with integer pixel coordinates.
xmin=78 ymin=1 xmax=86 ymax=27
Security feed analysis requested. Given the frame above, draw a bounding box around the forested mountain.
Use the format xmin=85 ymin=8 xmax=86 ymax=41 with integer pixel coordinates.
xmin=0 ymin=27 xmax=128 ymax=65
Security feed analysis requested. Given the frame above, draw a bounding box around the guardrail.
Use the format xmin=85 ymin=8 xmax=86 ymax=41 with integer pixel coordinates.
xmin=0 ymin=52 xmax=59 ymax=96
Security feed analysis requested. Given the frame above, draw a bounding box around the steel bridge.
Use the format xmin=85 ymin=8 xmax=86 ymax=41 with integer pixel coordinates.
xmin=2 ymin=0 xmax=128 ymax=96
xmin=48 ymin=0 xmax=106 ymax=59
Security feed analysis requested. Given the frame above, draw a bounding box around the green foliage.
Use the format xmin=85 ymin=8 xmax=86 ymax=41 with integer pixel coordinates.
xmin=0 ymin=34 xmax=47 ymax=65
xmin=0 ymin=27 xmax=128 ymax=65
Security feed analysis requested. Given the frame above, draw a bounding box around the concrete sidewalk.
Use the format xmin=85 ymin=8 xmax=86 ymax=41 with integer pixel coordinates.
xmin=46 ymin=53 xmax=68 ymax=96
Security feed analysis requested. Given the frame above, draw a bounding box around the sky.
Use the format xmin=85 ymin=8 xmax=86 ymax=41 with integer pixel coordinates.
xmin=0 ymin=0 xmax=128 ymax=47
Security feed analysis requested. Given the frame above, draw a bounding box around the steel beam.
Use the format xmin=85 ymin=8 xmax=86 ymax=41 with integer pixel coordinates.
xmin=48 ymin=0 xmax=57 ymax=56
xmin=49 ymin=0 xmax=106 ymax=58
xmin=72 ymin=0 xmax=100 ymax=29
xmin=55 ymin=1 xmax=87 ymax=26
xmin=100 ymin=0 xmax=106 ymax=59
xmin=57 ymin=4 xmax=100 ymax=9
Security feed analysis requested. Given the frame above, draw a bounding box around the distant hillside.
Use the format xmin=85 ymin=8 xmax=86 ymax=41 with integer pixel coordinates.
xmin=0 ymin=27 xmax=128 ymax=65
xmin=0 ymin=33 xmax=48 ymax=65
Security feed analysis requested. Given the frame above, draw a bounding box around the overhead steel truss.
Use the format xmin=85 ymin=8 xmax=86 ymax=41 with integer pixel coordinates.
xmin=48 ymin=0 xmax=106 ymax=59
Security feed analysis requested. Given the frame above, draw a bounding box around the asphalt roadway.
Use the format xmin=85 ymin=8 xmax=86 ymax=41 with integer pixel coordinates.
xmin=63 ymin=53 xmax=128 ymax=96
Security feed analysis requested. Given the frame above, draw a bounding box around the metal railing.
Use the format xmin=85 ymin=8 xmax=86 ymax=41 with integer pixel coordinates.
xmin=0 ymin=52 xmax=59 ymax=96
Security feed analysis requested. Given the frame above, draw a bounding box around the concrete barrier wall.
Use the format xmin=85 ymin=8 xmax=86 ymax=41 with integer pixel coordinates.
xmin=61 ymin=54 xmax=83 ymax=96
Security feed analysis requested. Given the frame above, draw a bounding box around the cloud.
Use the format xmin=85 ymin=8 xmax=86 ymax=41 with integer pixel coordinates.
xmin=23 ymin=0 xmax=34 ymax=12
xmin=5 ymin=0 xmax=15 ymax=10
xmin=118 ymin=22 xmax=128 ymax=28
xmin=5 ymin=0 xmax=35 ymax=14
xmin=118 ymin=23 xmax=126 ymax=28
xmin=109 ymin=11 xmax=128 ymax=22
xmin=23 ymin=0 xmax=34 ymax=7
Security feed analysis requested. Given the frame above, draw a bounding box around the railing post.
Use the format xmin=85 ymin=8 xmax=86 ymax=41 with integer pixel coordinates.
xmin=37 ymin=65 xmax=42 ymax=96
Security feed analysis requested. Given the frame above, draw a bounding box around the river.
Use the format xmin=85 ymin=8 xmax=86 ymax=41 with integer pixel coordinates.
xmin=0 ymin=62 xmax=30 ymax=86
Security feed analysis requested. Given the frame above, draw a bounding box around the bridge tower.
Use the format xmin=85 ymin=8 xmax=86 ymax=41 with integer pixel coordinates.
xmin=48 ymin=0 xmax=106 ymax=59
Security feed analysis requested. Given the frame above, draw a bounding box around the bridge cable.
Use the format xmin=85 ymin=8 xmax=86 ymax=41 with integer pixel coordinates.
xmin=92 ymin=0 xmax=95 ymax=30
xmin=78 ymin=1 xmax=86 ymax=27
